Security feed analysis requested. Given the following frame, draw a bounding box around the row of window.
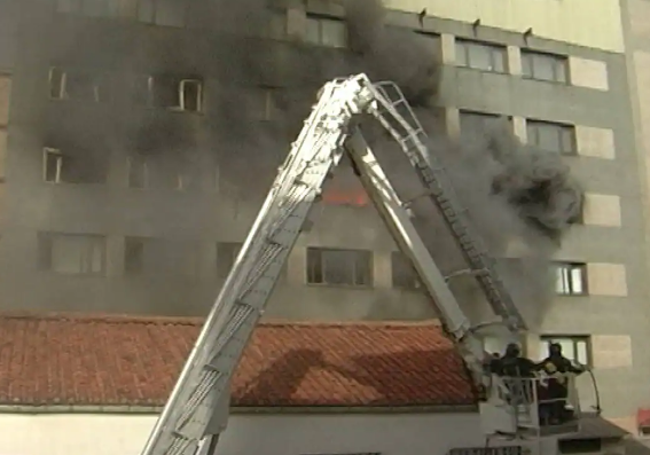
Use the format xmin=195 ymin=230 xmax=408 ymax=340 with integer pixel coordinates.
xmin=455 ymin=38 xmax=569 ymax=84
xmin=40 ymin=109 xmax=581 ymax=187
xmin=37 ymin=232 xmax=589 ymax=296
xmin=49 ymin=68 xmax=206 ymax=112
xmin=54 ymin=1 xmax=578 ymax=86
xmin=56 ymin=0 xmax=348 ymax=48
xmin=459 ymin=110 xmax=577 ymax=156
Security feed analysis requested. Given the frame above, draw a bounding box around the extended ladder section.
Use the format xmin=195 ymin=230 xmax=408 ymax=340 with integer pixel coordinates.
xmin=139 ymin=74 xmax=526 ymax=455
xmin=360 ymin=82 xmax=526 ymax=333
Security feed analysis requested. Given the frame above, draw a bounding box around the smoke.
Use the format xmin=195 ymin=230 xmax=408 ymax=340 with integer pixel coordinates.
xmin=5 ymin=0 xmax=583 ymax=323
xmin=338 ymin=0 xmax=583 ymax=327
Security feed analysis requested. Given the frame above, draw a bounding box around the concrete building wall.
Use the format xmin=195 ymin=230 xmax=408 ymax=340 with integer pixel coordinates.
xmin=0 ymin=411 xmax=622 ymax=455
xmin=617 ymin=0 xmax=650 ymax=435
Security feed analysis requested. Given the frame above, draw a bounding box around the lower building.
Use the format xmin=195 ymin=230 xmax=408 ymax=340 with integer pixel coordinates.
xmin=0 ymin=313 xmax=630 ymax=455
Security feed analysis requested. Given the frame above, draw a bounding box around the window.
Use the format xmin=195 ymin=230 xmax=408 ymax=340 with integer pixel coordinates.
xmin=459 ymin=111 xmax=506 ymax=133
xmin=176 ymin=166 xmax=200 ymax=191
xmin=391 ymin=251 xmax=422 ymax=290
xmin=539 ymin=336 xmax=591 ymax=366
xmin=526 ymin=120 xmax=576 ymax=155
xmin=38 ymin=233 xmax=106 ymax=275
xmin=305 ymin=15 xmax=346 ymax=48
xmin=217 ymin=242 xmax=243 ymax=279
xmin=43 ymin=147 xmax=108 ymax=184
xmin=553 ymin=262 xmax=587 ymax=296
xmin=558 ymin=438 xmax=602 ymax=454
xmin=138 ymin=76 xmax=203 ymax=112
xmin=49 ymin=67 xmax=104 ymax=102
xmin=137 ymin=0 xmax=188 ymax=27
xmin=306 ymin=247 xmax=372 ymax=287
xmin=449 ymin=447 xmax=524 ymax=455
xmin=124 ymin=236 xmax=146 ymax=274
xmin=455 ymin=39 xmax=507 ymax=73
xmin=56 ymin=0 xmax=120 ymax=17
xmin=127 ymin=156 xmax=149 ymax=188
xmin=261 ymin=88 xmax=280 ymax=121
xmin=521 ymin=50 xmax=568 ymax=83
xmin=43 ymin=148 xmax=63 ymax=183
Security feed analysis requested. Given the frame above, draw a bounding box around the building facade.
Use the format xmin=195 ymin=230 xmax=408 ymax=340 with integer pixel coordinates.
xmin=0 ymin=0 xmax=647 ymax=434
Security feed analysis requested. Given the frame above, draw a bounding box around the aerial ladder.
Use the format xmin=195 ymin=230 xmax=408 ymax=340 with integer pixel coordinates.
xmin=139 ymin=74 xmax=586 ymax=455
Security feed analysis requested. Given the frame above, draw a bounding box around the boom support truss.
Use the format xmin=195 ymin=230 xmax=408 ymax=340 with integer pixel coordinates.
xmin=140 ymin=74 xmax=527 ymax=455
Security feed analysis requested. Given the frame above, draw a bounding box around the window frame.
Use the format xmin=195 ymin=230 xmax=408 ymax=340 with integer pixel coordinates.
xmin=137 ymin=0 xmax=189 ymax=27
xmin=553 ymin=261 xmax=588 ymax=296
xmin=539 ymin=335 xmax=592 ymax=367
xmin=390 ymin=251 xmax=422 ymax=291
xmin=126 ymin=156 xmax=149 ymax=189
xmin=459 ymin=110 xmax=506 ymax=133
xmin=305 ymin=14 xmax=347 ymax=49
xmin=48 ymin=67 xmax=102 ymax=102
xmin=39 ymin=232 xmax=107 ymax=275
xmin=526 ymin=119 xmax=576 ymax=155
xmin=142 ymin=76 xmax=203 ymax=112
xmin=306 ymin=247 xmax=373 ymax=287
xmin=124 ymin=236 xmax=147 ymax=275
xmin=216 ymin=242 xmax=243 ymax=279
xmin=43 ymin=148 xmax=64 ymax=183
xmin=521 ymin=50 xmax=569 ymax=84
xmin=454 ymin=38 xmax=507 ymax=73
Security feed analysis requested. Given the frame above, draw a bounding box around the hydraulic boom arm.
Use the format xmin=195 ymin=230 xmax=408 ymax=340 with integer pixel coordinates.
xmin=139 ymin=74 xmax=526 ymax=455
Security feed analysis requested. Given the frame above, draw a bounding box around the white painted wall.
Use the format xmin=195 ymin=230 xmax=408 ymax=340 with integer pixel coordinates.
xmin=0 ymin=411 xmax=522 ymax=455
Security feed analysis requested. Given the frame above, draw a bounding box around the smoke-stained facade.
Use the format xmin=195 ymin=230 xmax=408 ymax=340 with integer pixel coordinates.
xmin=0 ymin=0 xmax=648 ymax=435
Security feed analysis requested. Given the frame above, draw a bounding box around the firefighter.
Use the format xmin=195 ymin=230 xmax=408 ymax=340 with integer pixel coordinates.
xmin=491 ymin=343 xmax=537 ymax=378
xmin=538 ymin=342 xmax=585 ymax=424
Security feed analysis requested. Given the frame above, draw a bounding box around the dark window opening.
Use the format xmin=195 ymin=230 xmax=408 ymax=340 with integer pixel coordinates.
xmin=127 ymin=156 xmax=148 ymax=189
xmin=527 ymin=120 xmax=576 ymax=155
xmin=558 ymin=438 xmax=602 ymax=454
xmin=306 ymin=247 xmax=373 ymax=287
xmin=48 ymin=67 xmax=104 ymax=102
xmin=43 ymin=147 xmax=108 ymax=184
xmin=124 ymin=237 xmax=145 ymax=274
xmin=217 ymin=242 xmax=243 ymax=279
xmin=137 ymin=0 xmax=188 ymax=27
xmin=143 ymin=76 xmax=203 ymax=112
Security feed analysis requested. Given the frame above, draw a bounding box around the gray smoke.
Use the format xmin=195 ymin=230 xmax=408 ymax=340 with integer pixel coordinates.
xmin=16 ymin=0 xmax=583 ymax=323
xmin=337 ymin=0 xmax=583 ymax=327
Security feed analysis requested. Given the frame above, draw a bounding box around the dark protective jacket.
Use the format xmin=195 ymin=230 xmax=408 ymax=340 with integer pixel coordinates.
xmin=489 ymin=354 xmax=538 ymax=378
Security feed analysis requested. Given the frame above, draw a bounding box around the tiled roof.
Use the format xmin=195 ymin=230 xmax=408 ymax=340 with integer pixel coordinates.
xmin=0 ymin=313 xmax=477 ymax=409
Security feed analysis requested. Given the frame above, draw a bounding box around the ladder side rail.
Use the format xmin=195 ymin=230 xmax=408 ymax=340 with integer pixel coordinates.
xmin=345 ymin=131 xmax=485 ymax=376
xmin=361 ymin=81 xmax=526 ymax=331
xmin=140 ymin=75 xmax=373 ymax=455
xmin=140 ymin=81 xmax=347 ymax=455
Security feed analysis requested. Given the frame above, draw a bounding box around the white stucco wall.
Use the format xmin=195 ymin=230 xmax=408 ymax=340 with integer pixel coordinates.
xmin=0 ymin=411 xmax=519 ymax=455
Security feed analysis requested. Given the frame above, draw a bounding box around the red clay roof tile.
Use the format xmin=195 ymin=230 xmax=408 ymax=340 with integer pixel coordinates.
xmin=0 ymin=313 xmax=476 ymax=408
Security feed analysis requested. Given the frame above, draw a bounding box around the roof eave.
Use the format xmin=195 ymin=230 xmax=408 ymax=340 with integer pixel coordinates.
xmin=0 ymin=403 xmax=478 ymax=415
